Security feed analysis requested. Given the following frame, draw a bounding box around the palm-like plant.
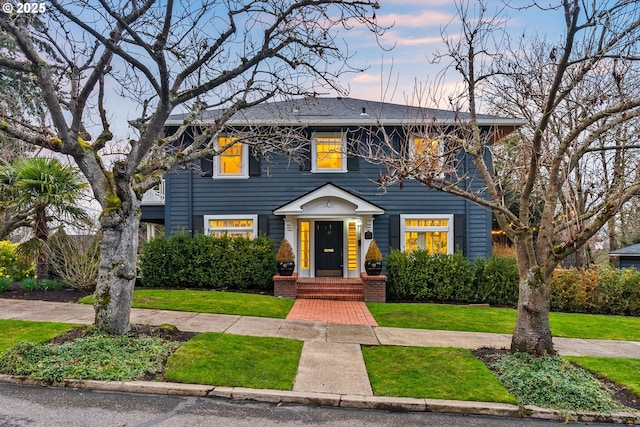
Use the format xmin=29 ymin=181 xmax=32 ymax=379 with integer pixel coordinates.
xmin=0 ymin=157 xmax=91 ymax=278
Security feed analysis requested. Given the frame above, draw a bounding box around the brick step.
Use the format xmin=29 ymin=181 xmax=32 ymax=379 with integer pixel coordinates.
xmin=295 ymin=293 xmax=364 ymax=301
xmin=295 ymin=283 xmax=363 ymax=291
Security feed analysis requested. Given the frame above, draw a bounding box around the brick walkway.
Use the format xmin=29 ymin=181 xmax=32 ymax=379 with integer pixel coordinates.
xmin=286 ymin=299 xmax=378 ymax=326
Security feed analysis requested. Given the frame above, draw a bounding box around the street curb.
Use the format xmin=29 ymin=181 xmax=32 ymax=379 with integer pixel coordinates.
xmin=1 ymin=374 xmax=638 ymax=424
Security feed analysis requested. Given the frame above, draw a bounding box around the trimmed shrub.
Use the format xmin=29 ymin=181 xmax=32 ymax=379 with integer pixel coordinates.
xmin=139 ymin=233 xmax=276 ymax=290
xmin=385 ymin=250 xmax=473 ymax=302
xmin=550 ymin=266 xmax=640 ymax=316
xmin=472 ymin=256 xmax=519 ymax=308
xmin=0 ymin=241 xmax=34 ymax=281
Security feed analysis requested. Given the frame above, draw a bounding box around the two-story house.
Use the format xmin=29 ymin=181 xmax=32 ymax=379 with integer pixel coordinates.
xmin=141 ymin=97 xmax=520 ymax=300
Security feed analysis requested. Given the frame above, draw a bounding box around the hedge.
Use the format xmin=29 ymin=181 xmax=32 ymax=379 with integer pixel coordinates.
xmin=386 ymin=250 xmax=640 ymax=316
xmin=139 ymin=233 xmax=276 ymax=290
xmin=551 ymin=265 xmax=640 ymax=316
xmin=386 ymin=250 xmax=474 ymax=303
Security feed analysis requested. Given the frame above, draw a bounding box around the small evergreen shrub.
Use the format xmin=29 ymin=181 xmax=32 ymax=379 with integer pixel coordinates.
xmin=0 ymin=276 xmax=12 ymax=291
xmin=139 ymin=233 xmax=276 ymax=290
xmin=275 ymin=238 xmax=294 ymax=262
xmin=40 ymin=279 xmax=63 ymax=291
xmin=20 ymin=277 xmax=39 ymax=292
xmin=365 ymin=240 xmax=382 ymax=261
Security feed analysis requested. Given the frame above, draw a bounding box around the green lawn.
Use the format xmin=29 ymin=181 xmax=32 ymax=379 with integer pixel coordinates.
xmin=367 ymin=302 xmax=640 ymax=342
xmin=164 ymin=333 xmax=303 ymax=390
xmin=568 ymin=356 xmax=640 ymax=398
xmin=0 ymin=319 xmax=79 ymax=354
xmin=362 ymin=345 xmax=517 ymax=403
xmin=80 ymin=289 xmax=294 ymax=319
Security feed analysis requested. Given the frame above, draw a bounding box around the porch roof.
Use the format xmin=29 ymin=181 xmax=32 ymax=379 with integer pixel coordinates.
xmin=273 ymin=183 xmax=384 ymax=216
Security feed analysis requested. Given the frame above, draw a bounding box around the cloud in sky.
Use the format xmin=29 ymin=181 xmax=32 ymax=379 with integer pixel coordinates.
xmin=376 ymin=10 xmax=454 ymax=29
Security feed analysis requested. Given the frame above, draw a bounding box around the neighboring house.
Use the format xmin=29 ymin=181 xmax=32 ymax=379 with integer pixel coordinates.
xmin=142 ymin=97 xmax=520 ymax=282
xmin=609 ymin=243 xmax=640 ymax=269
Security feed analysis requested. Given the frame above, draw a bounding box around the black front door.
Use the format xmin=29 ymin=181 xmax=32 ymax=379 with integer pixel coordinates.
xmin=315 ymin=221 xmax=343 ymax=277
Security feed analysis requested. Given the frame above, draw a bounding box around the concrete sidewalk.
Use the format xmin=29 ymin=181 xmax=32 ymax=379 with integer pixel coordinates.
xmin=1 ymin=298 xmax=639 ymax=422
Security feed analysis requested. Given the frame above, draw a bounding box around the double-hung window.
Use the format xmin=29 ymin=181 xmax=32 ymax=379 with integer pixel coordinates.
xmin=401 ymin=214 xmax=453 ymax=254
xmin=312 ymin=133 xmax=346 ymax=172
xmin=216 ymin=137 xmax=248 ymax=178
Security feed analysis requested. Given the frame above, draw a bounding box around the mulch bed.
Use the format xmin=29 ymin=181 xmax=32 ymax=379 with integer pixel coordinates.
xmin=0 ymin=283 xmax=93 ymax=303
xmin=48 ymin=324 xmax=197 ymax=345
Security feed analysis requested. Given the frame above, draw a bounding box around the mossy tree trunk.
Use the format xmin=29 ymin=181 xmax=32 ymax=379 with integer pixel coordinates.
xmin=93 ymin=197 xmax=141 ymax=335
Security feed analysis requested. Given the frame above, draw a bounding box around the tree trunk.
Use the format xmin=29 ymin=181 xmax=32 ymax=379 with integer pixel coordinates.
xmin=510 ymin=268 xmax=556 ymax=355
xmin=93 ymin=200 xmax=140 ymax=335
xmin=34 ymin=205 xmax=49 ymax=279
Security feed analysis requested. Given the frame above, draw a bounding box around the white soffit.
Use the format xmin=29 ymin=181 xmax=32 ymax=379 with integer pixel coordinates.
xmin=273 ymin=183 xmax=384 ymax=216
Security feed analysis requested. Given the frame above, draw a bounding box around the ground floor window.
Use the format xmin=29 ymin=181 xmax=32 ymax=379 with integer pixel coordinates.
xmin=204 ymin=215 xmax=257 ymax=238
xmin=401 ymin=214 xmax=453 ymax=254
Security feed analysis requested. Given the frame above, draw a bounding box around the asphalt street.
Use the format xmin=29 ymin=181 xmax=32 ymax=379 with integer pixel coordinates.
xmin=0 ymin=383 xmax=620 ymax=427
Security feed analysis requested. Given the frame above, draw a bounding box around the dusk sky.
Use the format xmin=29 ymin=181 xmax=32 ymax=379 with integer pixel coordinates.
xmin=343 ymin=0 xmax=566 ymax=105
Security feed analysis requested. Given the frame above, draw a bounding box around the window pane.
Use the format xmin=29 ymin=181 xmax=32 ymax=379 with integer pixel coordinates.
xmin=412 ymin=137 xmax=439 ymax=169
xmin=207 ymin=217 xmax=254 ymax=239
xmin=405 ymin=230 xmax=449 ymax=254
xmin=218 ymin=138 xmax=244 ymax=175
xmin=348 ymin=221 xmax=357 ymax=271
xmin=316 ymin=137 xmax=342 ymax=169
xmin=300 ymin=221 xmax=310 ymax=269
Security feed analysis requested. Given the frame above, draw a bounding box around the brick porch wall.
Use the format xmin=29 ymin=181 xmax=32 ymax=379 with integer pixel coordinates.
xmin=360 ymin=273 xmax=387 ymax=302
xmin=273 ymin=273 xmax=297 ymax=299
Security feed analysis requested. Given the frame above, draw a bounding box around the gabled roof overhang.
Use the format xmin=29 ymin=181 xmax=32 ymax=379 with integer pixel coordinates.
xmin=273 ymin=183 xmax=384 ymax=216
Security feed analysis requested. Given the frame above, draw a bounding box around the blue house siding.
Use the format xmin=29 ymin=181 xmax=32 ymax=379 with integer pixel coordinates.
xmin=164 ymin=152 xmax=492 ymax=260
xmin=141 ymin=97 xmax=524 ymax=278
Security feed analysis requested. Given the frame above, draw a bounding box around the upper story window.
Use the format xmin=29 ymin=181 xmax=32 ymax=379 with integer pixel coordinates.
xmin=216 ymin=137 xmax=248 ymax=178
xmin=312 ymin=133 xmax=347 ymax=173
xmin=204 ymin=215 xmax=257 ymax=238
xmin=411 ymin=136 xmax=440 ymax=169
xmin=401 ymin=214 xmax=453 ymax=254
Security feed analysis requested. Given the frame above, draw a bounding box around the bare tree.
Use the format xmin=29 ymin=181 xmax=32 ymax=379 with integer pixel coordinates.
xmin=0 ymin=0 xmax=384 ymax=334
xmin=361 ymin=0 xmax=640 ymax=355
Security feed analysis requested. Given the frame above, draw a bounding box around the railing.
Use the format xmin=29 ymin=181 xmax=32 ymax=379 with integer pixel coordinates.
xmin=141 ymin=179 xmax=165 ymax=205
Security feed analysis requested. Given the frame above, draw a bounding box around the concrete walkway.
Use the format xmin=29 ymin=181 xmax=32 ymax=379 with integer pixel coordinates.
xmin=1 ymin=298 xmax=640 ymax=422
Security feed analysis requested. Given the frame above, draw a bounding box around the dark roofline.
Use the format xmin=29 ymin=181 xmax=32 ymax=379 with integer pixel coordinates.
xmin=165 ymin=96 xmax=525 ymax=129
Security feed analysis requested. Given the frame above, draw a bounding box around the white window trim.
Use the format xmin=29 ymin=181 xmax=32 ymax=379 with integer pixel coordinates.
xmin=204 ymin=215 xmax=258 ymax=238
xmin=400 ymin=214 xmax=454 ymax=254
xmin=214 ymin=138 xmax=249 ymax=179
xmin=311 ymin=132 xmax=347 ymax=173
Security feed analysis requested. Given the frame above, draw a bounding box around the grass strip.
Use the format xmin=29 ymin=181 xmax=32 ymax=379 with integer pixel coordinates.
xmin=362 ymin=345 xmax=517 ymax=403
xmin=367 ymin=302 xmax=640 ymax=341
xmin=0 ymin=319 xmax=78 ymax=354
xmin=568 ymin=356 xmax=640 ymax=399
xmin=164 ymin=333 xmax=303 ymax=390
xmin=80 ymin=289 xmax=295 ymax=319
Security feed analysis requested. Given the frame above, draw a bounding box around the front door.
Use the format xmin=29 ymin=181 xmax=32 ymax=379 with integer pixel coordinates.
xmin=315 ymin=221 xmax=343 ymax=277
